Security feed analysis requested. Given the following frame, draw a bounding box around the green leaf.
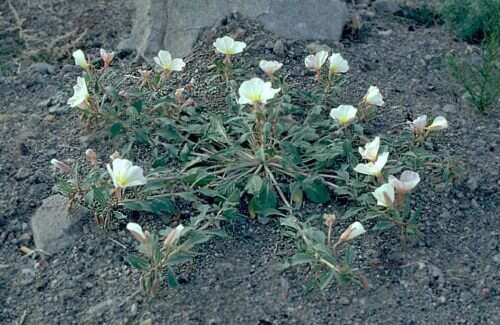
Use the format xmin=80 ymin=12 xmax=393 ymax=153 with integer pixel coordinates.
xmin=372 ymin=220 xmax=396 ymax=232
xmin=166 ymin=268 xmax=178 ymax=288
xmin=317 ymin=270 xmax=335 ymax=290
xmin=122 ymin=197 xmax=176 ymax=216
xmin=110 ymin=122 xmax=126 ymax=137
xmin=167 ymin=254 xmax=193 ymax=266
xmin=303 ymin=178 xmax=330 ymax=204
xmin=245 ymin=175 xmax=263 ymax=195
xmin=127 ymin=254 xmax=150 ymax=270
xmin=248 ymin=181 xmax=278 ymax=217
xmin=287 ymin=253 xmax=316 ymax=267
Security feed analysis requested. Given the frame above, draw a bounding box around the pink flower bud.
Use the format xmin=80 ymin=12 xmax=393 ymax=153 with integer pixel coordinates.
xmin=100 ymin=49 xmax=114 ymax=69
xmin=50 ymin=159 xmax=71 ymax=173
xmin=85 ymin=149 xmax=97 ymax=166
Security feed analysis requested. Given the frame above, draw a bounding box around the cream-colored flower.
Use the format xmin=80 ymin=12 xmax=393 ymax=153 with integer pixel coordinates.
xmin=67 ymin=77 xmax=89 ymax=108
xmin=354 ymin=151 xmax=389 ymax=176
xmin=213 ymin=36 xmax=246 ymax=55
xmin=358 ymin=136 xmax=380 ymax=162
xmin=126 ymin=222 xmax=148 ymax=242
xmin=154 ymin=50 xmax=185 ymax=72
xmin=100 ymin=49 xmax=114 ymax=68
xmin=259 ymin=60 xmax=283 ymax=76
xmin=363 ymin=86 xmax=384 ymax=106
xmin=330 ymin=105 xmax=358 ymax=126
xmin=305 ymin=50 xmax=329 ymax=71
xmin=106 ymin=158 xmax=147 ymax=189
xmin=339 ymin=221 xmax=366 ymax=242
xmin=409 ymin=115 xmax=428 ymax=134
xmin=50 ymin=159 xmax=71 ymax=173
xmin=388 ymin=171 xmax=420 ymax=194
xmin=238 ymin=78 xmax=280 ymax=106
xmin=72 ymin=49 xmax=89 ymax=69
xmin=163 ymin=224 xmax=185 ymax=247
xmin=323 ymin=213 xmax=337 ymax=227
xmin=85 ymin=149 xmax=97 ymax=165
xmin=372 ymin=183 xmax=395 ymax=208
xmin=426 ymin=116 xmax=448 ymax=131
xmin=328 ymin=53 xmax=349 ymax=75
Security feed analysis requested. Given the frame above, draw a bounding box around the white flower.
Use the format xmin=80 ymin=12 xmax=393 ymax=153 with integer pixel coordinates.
xmin=363 ymin=86 xmax=384 ymax=106
xmin=126 ymin=222 xmax=147 ymax=242
xmin=388 ymin=171 xmax=420 ymax=194
xmin=358 ymin=136 xmax=380 ymax=162
xmin=72 ymin=49 xmax=89 ymax=69
xmin=154 ymin=50 xmax=185 ymax=72
xmin=305 ymin=50 xmax=329 ymax=71
xmin=106 ymin=158 xmax=147 ymax=189
xmin=328 ymin=53 xmax=349 ymax=75
xmin=100 ymin=49 xmax=114 ymax=68
xmin=330 ymin=105 xmax=358 ymax=126
xmin=163 ymin=224 xmax=185 ymax=247
xmin=409 ymin=115 xmax=427 ymax=134
xmin=238 ymin=78 xmax=280 ymax=106
xmin=426 ymin=116 xmax=448 ymax=131
xmin=354 ymin=151 xmax=389 ymax=176
xmin=50 ymin=159 xmax=71 ymax=173
xmin=372 ymin=183 xmax=395 ymax=208
xmin=67 ymin=77 xmax=89 ymax=108
xmin=259 ymin=60 xmax=283 ymax=76
xmin=213 ymin=36 xmax=246 ymax=55
xmin=85 ymin=149 xmax=97 ymax=165
xmin=339 ymin=221 xmax=366 ymax=242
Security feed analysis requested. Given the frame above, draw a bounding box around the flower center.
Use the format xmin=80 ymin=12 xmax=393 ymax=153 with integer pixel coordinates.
xmin=115 ymin=174 xmax=129 ymax=187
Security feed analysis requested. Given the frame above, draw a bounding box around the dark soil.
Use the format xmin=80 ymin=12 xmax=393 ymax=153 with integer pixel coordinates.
xmin=1 ymin=0 xmax=499 ymax=324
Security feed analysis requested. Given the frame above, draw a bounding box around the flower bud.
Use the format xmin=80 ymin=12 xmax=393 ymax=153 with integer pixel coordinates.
xmin=50 ymin=159 xmax=71 ymax=173
xmin=100 ymin=49 xmax=114 ymax=69
xmin=126 ymin=222 xmax=147 ymax=242
xmin=323 ymin=213 xmax=337 ymax=227
xmin=85 ymin=149 xmax=97 ymax=166
xmin=163 ymin=224 xmax=184 ymax=248
xmin=339 ymin=221 xmax=366 ymax=242
xmin=175 ymin=88 xmax=185 ymax=105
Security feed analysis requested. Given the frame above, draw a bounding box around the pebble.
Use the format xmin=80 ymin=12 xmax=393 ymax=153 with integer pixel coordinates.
xmin=493 ymin=254 xmax=500 ymax=264
xmin=273 ymin=40 xmax=286 ymax=57
xmin=374 ymin=0 xmax=400 ymax=14
xmin=442 ymin=104 xmax=457 ymax=113
xmin=15 ymin=167 xmax=32 ymax=181
xmin=28 ymin=62 xmax=56 ymax=75
xmin=306 ymin=42 xmax=331 ymax=53
xmin=19 ymin=268 xmax=36 ymax=286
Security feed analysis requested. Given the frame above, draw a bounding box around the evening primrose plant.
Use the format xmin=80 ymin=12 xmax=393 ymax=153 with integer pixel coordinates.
xmin=57 ymin=39 xmax=453 ymax=293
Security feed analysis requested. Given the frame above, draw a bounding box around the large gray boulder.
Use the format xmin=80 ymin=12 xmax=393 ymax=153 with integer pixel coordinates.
xmin=121 ymin=0 xmax=349 ymax=58
xmin=31 ymin=195 xmax=89 ymax=254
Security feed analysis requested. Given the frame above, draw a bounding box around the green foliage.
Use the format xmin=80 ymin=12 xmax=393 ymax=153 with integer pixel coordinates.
xmin=56 ymin=43 xmax=452 ymax=294
xmin=448 ymin=31 xmax=500 ymax=112
xmin=441 ymin=0 xmax=500 ymax=43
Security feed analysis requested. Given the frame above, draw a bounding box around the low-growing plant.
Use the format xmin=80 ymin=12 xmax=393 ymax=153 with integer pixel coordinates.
xmin=448 ymin=30 xmax=500 ymax=112
xmin=51 ymin=34 xmax=452 ymax=294
xmin=441 ymin=0 xmax=500 ymax=44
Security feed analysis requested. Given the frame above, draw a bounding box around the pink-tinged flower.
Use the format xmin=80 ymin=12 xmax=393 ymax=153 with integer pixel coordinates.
xmin=50 ymin=159 xmax=71 ymax=173
xmin=388 ymin=171 xmax=420 ymax=194
xmin=126 ymin=222 xmax=148 ymax=242
xmin=372 ymin=183 xmax=395 ymax=208
xmin=259 ymin=60 xmax=283 ymax=77
xmin=100 ymin=49 xmax=114 ymax=68
xmin=354 ymin=151 xmax=389 ymax=176
xmin=363 ymin=86 xmax=384 ymax=106
xmin=305 ymin=50 xmax=328 ymax=72
xmin=339 ymin=221 xmax=366 ymax=242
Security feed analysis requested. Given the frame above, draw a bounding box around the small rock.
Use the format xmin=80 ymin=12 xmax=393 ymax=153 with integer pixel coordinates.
xmin=28 ymin=62 xmax=56 ymax=75
xmin=86 ymin=299 xmax=116 ymax=317
xmin=31 ymin=195 xmax=89 ymax=254
xmin=466 ymin=176 xmax=480 ymax=192
xmin=38 ymin=98 xmax=53 ymax=108
xmin=493 ymin=254 xmax=500 ymax=264
xmin=19 ymin=268 xmax=36 ymax=286
xmin=130 ymin=303 xmax=138 ymax=315
xmin=264 ymin=40 xmax=274 ymax=49
xmin=15 ymin=167 xmax=32 ymax=181
xmin=306 ymin=42 xmax=331 ymax=53
xmin=140 ymin=319 xmax=152 ymax=325
xmin=339 ymin=297 xmax=350 ymax=305
xmin=442 ymin=104 xmax=457 ymax=113
xmin=273 ymin=40 xmax=286 ymax=57
xmin=374 ymin=0 xmax=400 ymax=14
xmin=49 ymin=104 xmax=69 ymax=115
